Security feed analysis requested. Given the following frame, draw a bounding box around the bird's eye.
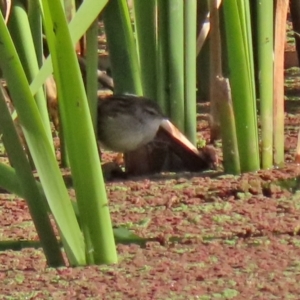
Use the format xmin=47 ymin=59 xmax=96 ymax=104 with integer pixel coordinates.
xmin=145 ymin=108 xmax=158 ymax=116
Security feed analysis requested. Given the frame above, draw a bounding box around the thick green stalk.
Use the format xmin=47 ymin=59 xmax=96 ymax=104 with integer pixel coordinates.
xmin=184 ymin=0 xmax=197 ymax=145
xmin=86 ymin=19 xmax=99 ymax=133
xmin=0 ymin=86 xmax=64 ymax=267
xmin=222 ymin=0 xmax=260 ymax=172
xmin=60 ymin=0 xmax=77 ymax=167
xmin=156 ymin=0 xmax=169 ymax=115
xmin=102 ymin=0 xmax=142 ymax=95
xmin=256 ymin=0 xmax=274 ymax=169
xmin=209 ymin=0 xmax=240 ymax=174
xmin=8 ymin=0 xmax=53 ymax=149
xmin=28 ymin=1 xmax=43 ymax=68
xmin=0 ymin=11 xmax=85 ymax=266
xmin=84 ymin=19 xmax=99 ymax=262
xmin=168 ymin=0 xmax=185 ymax=131
xmin=239 ymin=0 xmax=258 ymax=141
xmin=41 ymin=0 xmax=117 ymax=264
xmin=133 ymin=0 xmax=157 ymax=99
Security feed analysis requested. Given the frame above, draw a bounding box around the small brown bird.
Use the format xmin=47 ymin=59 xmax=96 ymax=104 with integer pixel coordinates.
xmin=97 ymin=94 xmax=166 ymax=153
xmin=97 ymin=94 xmax=218 ymax=173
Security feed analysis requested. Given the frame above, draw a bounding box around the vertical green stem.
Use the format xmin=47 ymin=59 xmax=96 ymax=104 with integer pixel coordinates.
xmin=133 ymin=0 xmax=157 ymax=99
xmin=86 ymin=19 xmax=99 ymax=133
xmin=168 ymin=0 xmax=185 ymax=131
xmin=102 ymin=0 xmax=142 ymax=95
xmin=28 ymin=1 xmax=43 ymax=68
xmin=257 ymin=0 xmax=274 ymax=169
xmin=209 ymin=0 xmax=240 ymax=174
xmin=184 ymin=0 xmax=197 ymax=144
xmin=222 ymin=0 xmax=260 ymax=172
xmin=9 ymin=0 xmax=53 ymax=149
xmin=156 ymin=0 xmax=169 ymax=115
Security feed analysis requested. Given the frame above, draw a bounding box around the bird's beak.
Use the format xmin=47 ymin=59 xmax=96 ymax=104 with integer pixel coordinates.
xmin=159 ymin=119 xmax=200 ymax=155
xmin=158 ymin=119 xmax=218 ymax=170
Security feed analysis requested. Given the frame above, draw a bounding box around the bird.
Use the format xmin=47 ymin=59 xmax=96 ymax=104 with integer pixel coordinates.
xmin=97 ymin=94 xmax=166 ymax=153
